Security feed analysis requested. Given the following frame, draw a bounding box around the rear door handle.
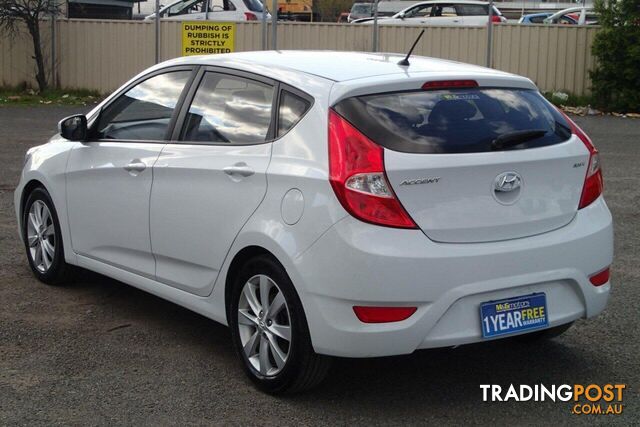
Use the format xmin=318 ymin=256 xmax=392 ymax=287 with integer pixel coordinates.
xmin=223 ymin=162 xmax=254 ymax=178
xmin=124 ymin=160 xmax=146 ymax=173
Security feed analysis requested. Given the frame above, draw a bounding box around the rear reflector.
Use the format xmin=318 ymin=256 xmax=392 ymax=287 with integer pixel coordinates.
xmin=422 ymin=80 xmax=478 ymax=90
xmin=353 ymin=306 xmax=417 ymax=323
xmin=589 ymin=268 xmax=610 ymax=286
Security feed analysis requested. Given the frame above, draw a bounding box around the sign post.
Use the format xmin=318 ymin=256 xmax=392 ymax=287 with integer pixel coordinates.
xmin=155 ymin=0 xmax=160 ymax=63
xmin=181 ymin=22 xmax=236 ymax=56
xmin=271 ymin=0 xmax=278 ymax=49
xmin=372 ymin=0 xmax=379 ymax=52
xmin=486 ymin=0 xmax=494 ymax=68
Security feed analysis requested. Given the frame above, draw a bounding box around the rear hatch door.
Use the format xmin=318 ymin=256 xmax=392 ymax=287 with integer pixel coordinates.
xmin=334 ymin=86 xmax=589 ymax=243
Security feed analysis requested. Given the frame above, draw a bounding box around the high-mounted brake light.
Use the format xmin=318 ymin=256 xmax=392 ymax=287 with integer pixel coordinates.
xmin=353 ymin=306 xmax=417 ymax=323
xmin=422 ymin=80 xmax=478 ymax=90
xmin=244 ymin=12 xmax=257 ymax=20
xmin=558 ymin=109 xmax=603 ymax=209
xmin=328 ymin=110 xmax=417 ymax=229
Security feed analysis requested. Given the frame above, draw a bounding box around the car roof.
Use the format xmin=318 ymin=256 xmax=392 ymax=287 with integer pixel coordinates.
xmin=549 ymin=6 xmax=593 ymax=18
xmin=404 ymin=0 xmax=490 ymax=5
xmin=523 ymin=12 xmax=551 ymax=18
xmin=162 ymin=50 xmax=516 ymax=83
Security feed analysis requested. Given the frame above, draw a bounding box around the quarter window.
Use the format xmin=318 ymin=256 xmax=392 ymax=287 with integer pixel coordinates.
xmin=182 ymin=72 xmax=274 ymax=144
xmin=278 ymin=90 xmax=311 ymax=136
xmin=95 ymin=71 xmax=191 ymax=141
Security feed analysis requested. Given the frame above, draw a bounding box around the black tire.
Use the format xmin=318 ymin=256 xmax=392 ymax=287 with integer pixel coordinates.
xmin=514 ymin=322 xmax=574 ymax=343
xmin=22 ymin=187 xmax=74 ymax=285
xmin=228 ymin=254 xmax=331 ymax=394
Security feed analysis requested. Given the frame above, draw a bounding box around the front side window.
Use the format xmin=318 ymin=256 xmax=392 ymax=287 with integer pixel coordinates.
xmin=432 ymin=5 xmax=458 ymax=17
xmin=182 ymin=72 xmax=274 ymax=144
xmin=95 ymin=71 xmax=191 ymax=141
xmin=211 ymin=0 xmax=235 ymax=11
xmin=168 ymin=0 xmax=206 ymax=16
xmin=242 ymin=0 xmax=263 ymax=12
xmin=404 ymin=5 xmax=432 ymax=18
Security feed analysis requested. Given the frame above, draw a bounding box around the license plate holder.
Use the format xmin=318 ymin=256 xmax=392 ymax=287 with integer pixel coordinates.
xmin=480 ymin=293 xmax=548 ymax=338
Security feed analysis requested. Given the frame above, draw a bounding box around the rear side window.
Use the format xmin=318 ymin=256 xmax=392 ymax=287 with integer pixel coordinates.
xmin=456 ymin=4 xmax=488 ymax=15
xmin=182 ymin=72 xmax=274 ymax=144
xmin=333 ymin=88 xmax=571 ymax=154
xmin=278 ymin=90 xmax=311 ymax=136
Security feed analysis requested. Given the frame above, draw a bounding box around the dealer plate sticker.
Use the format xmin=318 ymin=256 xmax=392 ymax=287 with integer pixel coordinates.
xmin=480 ymin=293 xmax=548 ymax=338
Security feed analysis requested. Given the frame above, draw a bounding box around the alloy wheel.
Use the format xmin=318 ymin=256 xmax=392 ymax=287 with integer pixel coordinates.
xmin=237 ymin=274 xmax=292 ymax=376
xmin=26 ymin=200 xmax=55 ymax=273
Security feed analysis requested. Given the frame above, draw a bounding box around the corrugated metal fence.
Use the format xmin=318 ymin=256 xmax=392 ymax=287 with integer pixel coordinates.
xmin=0 ymin=20 xmax=599 ymax=95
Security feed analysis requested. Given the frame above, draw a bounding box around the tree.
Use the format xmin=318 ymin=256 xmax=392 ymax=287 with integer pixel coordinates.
xmin=313 ymin=0 xmax=352 ymax=22
xmin=0 ymin=0 xmax=59 ymax=92
xmin=590 ymin=0 xmax=640 ymax=112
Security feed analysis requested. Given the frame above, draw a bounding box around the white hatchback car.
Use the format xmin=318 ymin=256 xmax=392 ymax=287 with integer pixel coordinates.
xmin=15 ymin=51 xmax=613 ymax=393
xmin=357 ymin=1 xmax=507 ymax=26
xmin=144 ymin=0 xmax=269 ymax=22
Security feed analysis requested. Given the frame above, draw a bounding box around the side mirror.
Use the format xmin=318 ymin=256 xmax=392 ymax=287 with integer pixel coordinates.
xmin=398 ymin=12 xmax=405 ymax=19
xmin=58 ymin=114 xmax=88 ymax=141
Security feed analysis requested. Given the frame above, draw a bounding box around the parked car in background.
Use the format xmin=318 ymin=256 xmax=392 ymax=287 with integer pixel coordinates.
xmin=348 ymin=1 xmax=401 ymax=23
xmin=518 ymin=12 xmax=577 ymax=25
xmin=356 ymin=1 xmax=506 ymax=26
xmin=144 ymin=0 xmax=269 ymax=21
xmin=337 ymin=12 xmax=350 ymax=23
xmin=543 ymin=7 xmax=598 ymax=25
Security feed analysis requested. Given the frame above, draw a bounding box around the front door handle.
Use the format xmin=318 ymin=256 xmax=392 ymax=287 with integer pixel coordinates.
xmin=124 ymin=160 xmax=146 ymax=173
xmin=223 ymin=162 xmax=255 ymax=178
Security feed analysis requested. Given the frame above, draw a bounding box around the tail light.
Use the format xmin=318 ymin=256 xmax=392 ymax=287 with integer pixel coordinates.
xmin=245 ymin=12 xmax=257 ymax=20
xmin=559 ymin=110 xmax=603 ymax=209
xmin=328 ymin=110 xmax=417 ymax=229
xmin=491 ymin=15 xmax=503 ymax=23
xmin=589 ymin=267 xmax=610 ymax=286
xmin=353 ymin=306 xmax=417 ymax=323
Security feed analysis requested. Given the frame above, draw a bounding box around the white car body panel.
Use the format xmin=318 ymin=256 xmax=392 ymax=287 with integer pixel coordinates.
xmin=150 ymin=142 xmax=271 ymax=296
xmin=385 ymin=137 xmax=590 ymax=243
xmin=14 ymin=51 xmax=613 ymax=358
xmin=66 ymin=142 xmax=164 ymax=277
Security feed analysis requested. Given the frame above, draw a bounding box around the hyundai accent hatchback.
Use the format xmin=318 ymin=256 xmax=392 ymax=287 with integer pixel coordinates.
xmin=15 ymin=51 xmax=613 ymax=393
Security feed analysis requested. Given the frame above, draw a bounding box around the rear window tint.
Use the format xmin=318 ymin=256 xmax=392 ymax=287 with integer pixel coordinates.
xmin=278 ymin=90 xmax=311 ymax=136
xmin=455 ymin=4 xmax=487 ymax=15
xmin=333 ymin=88 xmax=571 ymax=154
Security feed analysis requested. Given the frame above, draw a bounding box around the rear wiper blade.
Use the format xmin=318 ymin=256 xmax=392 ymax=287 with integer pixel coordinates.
xmin=491 ymin=129 xmax=546 ymax=151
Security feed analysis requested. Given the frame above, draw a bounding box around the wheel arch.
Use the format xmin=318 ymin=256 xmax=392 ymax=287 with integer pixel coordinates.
xmin=224 ymin=245 xmax=279 ymax=322
xmin=20 ymin=179 xmax=48 ymax=219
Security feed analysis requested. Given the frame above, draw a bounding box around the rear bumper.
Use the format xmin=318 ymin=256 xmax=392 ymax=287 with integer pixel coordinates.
xmin=292 ymin=197 xmax=613 ymax=357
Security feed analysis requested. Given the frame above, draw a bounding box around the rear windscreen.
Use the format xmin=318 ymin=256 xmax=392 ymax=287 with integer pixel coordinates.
xmin=333 ymin=88 xmax=572 ymax=154
xmin=242 ymin=0 xmax=264 ymax=12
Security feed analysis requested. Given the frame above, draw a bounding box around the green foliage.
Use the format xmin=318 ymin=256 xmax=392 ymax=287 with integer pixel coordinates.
xmin=590 ymin=0 xmax=640 ymax=112
xmin=0 ymin=86 xmax=102 ymax=106
xmin=543 ymin=91 xmax=594 ymax=108
xmin=313 ymin=0 xmax=352 ymax=21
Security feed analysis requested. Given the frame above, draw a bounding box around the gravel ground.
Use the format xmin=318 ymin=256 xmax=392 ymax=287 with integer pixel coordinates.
xmin=0 ymin=106 xmax=637 ymax=425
